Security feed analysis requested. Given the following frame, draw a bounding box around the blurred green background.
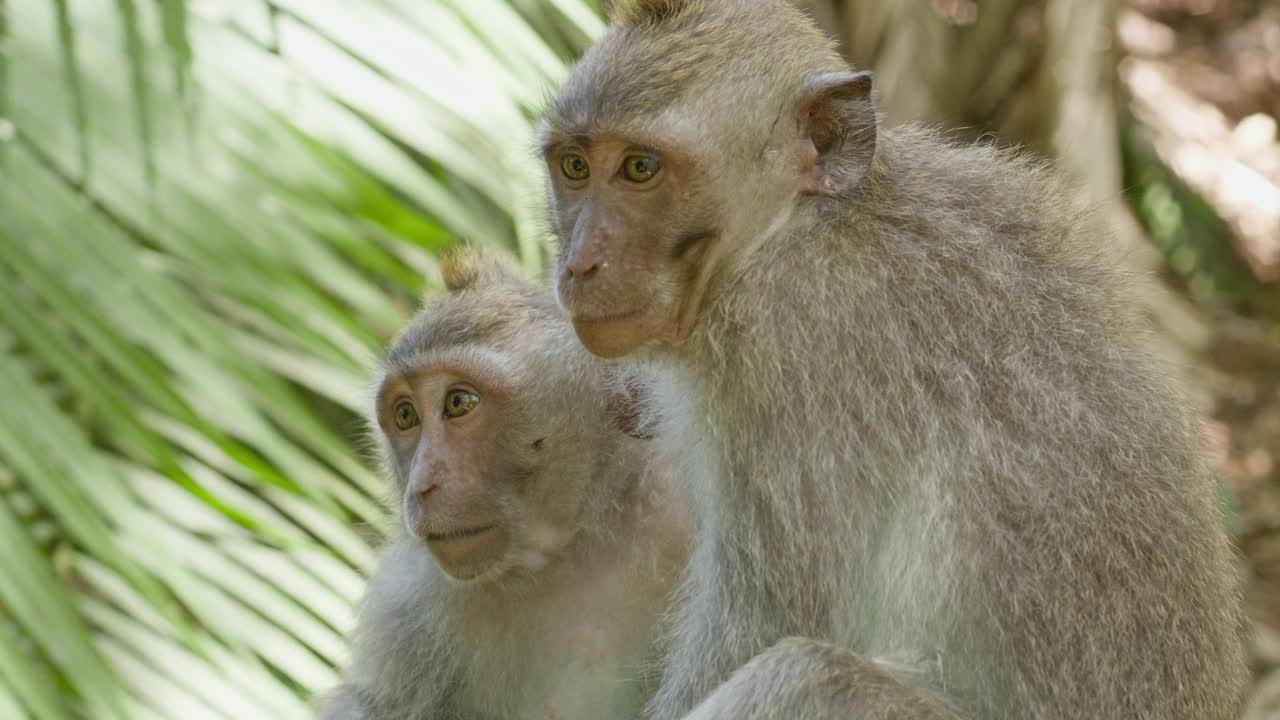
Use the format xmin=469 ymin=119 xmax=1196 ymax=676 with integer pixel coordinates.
xmin=3 ymin=0 xmax=1280 ymax=718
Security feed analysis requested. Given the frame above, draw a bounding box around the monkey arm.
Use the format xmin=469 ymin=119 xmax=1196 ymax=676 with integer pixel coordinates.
xmin=319 ymin=649 xmax=460 ymax=720
xmin=317 ymin=540 xmax=461 ymax=720
xmin=680 ymin=637 xmax=957 ymax=720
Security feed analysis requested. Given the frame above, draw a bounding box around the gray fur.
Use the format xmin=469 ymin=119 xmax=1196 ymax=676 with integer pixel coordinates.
xmin=642 ymin=126 xmax=1248 ymax=719
xmin=319 ymin=272 xmax=690 ymax=720
xmin=544 ymin=1 xmax=1250 ymax=718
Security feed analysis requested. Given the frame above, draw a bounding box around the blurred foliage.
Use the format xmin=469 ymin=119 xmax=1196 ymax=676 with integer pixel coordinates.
xmin=0 ymin=0 xmax=600 ymax=717
xmin=0 ymin=0 xmax=1272 ymax=718
xmin=1121 ymin=118 xmax=1272 ymax=314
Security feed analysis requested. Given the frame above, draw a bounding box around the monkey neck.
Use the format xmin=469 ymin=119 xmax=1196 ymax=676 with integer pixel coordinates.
xmin=674 ymin=202 xmax=798 ymax=346
xmin=465 ymin=460 xmax=682 ymax=605
xmin=690 ymin=180 xmax=876 ymax=342
xmin=660 ymin=145 xmax=916 ymax=622
xmin=577 ymin=459 xmax=685 ymax=568
xmin=446 ymin=462 xmax=687 ymax=681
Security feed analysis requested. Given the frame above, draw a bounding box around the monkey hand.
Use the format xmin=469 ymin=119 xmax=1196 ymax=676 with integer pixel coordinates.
xmin=678 ymin=637 xmax=956 ymax=720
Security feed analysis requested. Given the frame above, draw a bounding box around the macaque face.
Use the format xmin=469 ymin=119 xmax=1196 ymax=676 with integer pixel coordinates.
xmin=542 ymin=25 xmax=873 ymax=362
xmin=375 ymin=353 xmax=541 ymax=582
xmin=542 ymin=110 xmax=821 ymax=360
xmin=544 ymin=130 xmax=725 ymax=358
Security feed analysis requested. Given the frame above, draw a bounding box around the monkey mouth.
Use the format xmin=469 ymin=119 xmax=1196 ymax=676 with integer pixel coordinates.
xmin=572 ymin=304 xmax=651 ymax=324
xmin=426 ymin=524 xmax=497 ymax=542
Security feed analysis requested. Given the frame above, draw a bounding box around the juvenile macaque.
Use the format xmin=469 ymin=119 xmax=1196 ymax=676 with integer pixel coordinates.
xmin=319 ymin=250 xmax=690 ymax=720
xmin=539 ymin=0 xmax=1249 ymax=718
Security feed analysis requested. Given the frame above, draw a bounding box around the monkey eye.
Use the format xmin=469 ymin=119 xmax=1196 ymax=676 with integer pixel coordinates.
xmin=560 ymin=153 xmax=590 ymax=181
xmin=444 ymin=389 xmax=480 ymax=418
xmin=622 ymin=154 xmax=661 ymax=183
xmin=393 ymin=400 xmax=420 ymax=431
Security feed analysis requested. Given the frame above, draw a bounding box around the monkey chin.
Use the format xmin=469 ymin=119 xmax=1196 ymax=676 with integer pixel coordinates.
xmin=570 ymin=305 xmax=670 ymax=359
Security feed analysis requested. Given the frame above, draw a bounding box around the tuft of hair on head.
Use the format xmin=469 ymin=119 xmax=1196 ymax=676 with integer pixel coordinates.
xmin=604 ymin=0 xmax=701 ymax=26
xmin=440 ymin=246 xmax=525 ymax=293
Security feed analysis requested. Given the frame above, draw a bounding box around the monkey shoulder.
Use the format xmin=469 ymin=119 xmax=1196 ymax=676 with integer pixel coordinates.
xmin=715 ymin=126 xmax=1209 ymax=504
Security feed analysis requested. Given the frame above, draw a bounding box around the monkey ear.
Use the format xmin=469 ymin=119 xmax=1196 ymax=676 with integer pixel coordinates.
xmin=440 ymin=247 xmax=524 ymax=293
xmin=605 ymin=369 xmax=656 ymax=440
xmin=796 ymin=70 xmax=877 ymax=198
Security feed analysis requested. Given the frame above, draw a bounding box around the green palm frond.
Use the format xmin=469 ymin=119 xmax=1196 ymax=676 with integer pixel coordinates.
xmin=0 ymin=0 xmax=600 ymax=716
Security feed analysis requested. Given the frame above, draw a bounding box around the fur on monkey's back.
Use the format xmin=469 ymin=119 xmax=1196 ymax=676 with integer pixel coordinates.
xmin=689 ymin=125 xmax=1248 ymax=718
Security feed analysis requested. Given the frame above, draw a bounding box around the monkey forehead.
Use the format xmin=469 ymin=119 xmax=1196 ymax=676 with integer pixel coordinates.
xmin=539 ymin=0 xmax=843 ymax=142
xmin=389 ymin=286 xmax=559 ymax=360
xmin=542 ymin=30 xmax=700 ymax=136
xmin=377 ymin=347 xmax=526 ymax=402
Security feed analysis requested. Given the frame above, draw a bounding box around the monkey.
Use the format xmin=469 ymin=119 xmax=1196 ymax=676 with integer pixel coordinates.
xmin=536 ymin=0 xmax=1249 ymax=718
xmin=317 ymin=250 xmax=691 ymax=720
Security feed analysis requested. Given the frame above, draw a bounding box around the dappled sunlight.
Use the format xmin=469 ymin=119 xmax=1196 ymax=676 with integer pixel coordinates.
xmin=2 ymin=0 xmax=1279 ymax=717
xmin=1122 ymin=26 xmax=1280 ymax=281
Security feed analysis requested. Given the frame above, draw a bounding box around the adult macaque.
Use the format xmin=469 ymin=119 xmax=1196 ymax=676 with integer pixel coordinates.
xmin=318 ymin=250 xmax=690 ymax=720
xmin=538 ymin=0 xmax=1249 ymax=718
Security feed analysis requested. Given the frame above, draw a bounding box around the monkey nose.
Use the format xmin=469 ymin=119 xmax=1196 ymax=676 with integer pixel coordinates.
xmin=414 ymin=483 xmax=439 ymax=502
xmin=565 ymin=259 xmax=600 ymax=282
